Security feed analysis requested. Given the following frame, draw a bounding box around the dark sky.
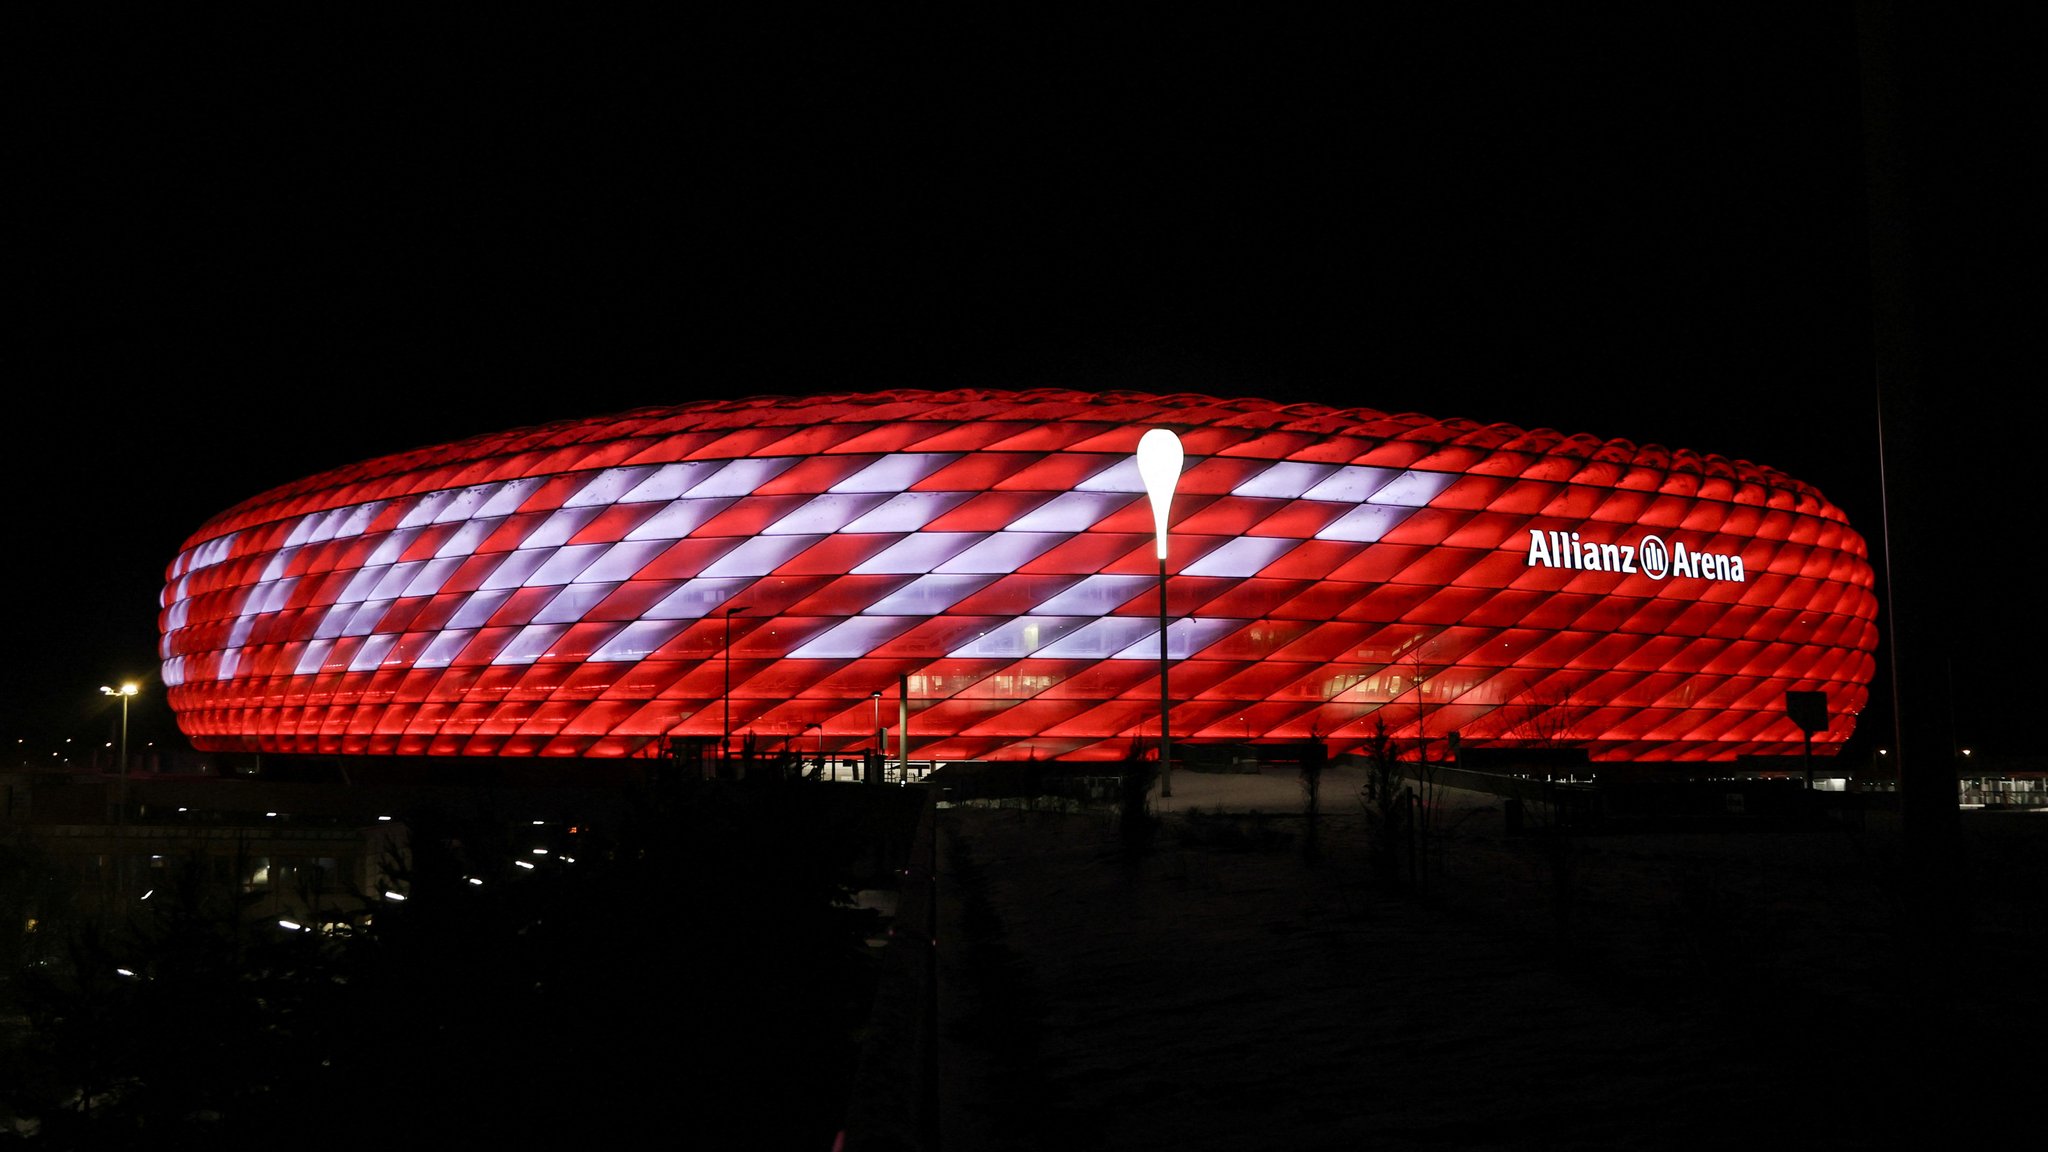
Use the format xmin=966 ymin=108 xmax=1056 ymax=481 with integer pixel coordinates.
xmin=14 ymin=7 xmax=2035 ymax=761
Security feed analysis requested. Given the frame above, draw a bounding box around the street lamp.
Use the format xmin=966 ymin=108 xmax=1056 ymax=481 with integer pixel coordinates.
xmin=100 ymin=682 xmax=137 ymax=795
xmin=1136 ymin=428 xmax=1184 ymax=799
xmin=872 ymin=691 xmax=883 ymax=781
xmin=100 ymin=682 xmax=137 ymax=899
xmin=723 ymin=606 xmax=747 ymax=769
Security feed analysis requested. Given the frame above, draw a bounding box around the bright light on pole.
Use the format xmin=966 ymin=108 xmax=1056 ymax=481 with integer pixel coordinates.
xmin=1136 ymin=428 xmax=1184 ymax=799
xmin=100 ymin=683 xmax=137 ymax=784
xmin=100 ymin=682 xmax=138 ymax=898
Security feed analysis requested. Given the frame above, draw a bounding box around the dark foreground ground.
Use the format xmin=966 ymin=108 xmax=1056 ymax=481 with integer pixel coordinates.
xmin=846 ymin=775 xmax=2045 ymax=1151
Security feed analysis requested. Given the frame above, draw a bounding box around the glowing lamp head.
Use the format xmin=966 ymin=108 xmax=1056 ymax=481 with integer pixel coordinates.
xmin=1136 ymin=428 xmax=1184 ymax=559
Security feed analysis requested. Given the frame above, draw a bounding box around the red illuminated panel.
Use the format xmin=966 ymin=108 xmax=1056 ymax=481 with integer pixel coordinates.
xmin=158 ymin=390 xmax=1880 ymax=764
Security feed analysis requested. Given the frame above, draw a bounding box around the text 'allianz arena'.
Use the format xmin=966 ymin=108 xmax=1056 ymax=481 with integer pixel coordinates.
xmin=158 ymin=390 xmax=1879 ymax=764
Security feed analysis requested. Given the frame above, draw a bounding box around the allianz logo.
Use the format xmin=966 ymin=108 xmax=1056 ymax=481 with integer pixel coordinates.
xmin=1524 ymin=529 xmax=1746 ymax=582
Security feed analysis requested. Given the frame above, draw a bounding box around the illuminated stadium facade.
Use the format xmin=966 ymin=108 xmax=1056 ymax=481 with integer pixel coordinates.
xmin=157 ymin=390 xmax=1879 ymax=765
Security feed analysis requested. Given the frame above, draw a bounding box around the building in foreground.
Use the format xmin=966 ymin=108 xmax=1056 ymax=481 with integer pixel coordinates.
xmin=156 ymin=390 xmax=1879 ymax=766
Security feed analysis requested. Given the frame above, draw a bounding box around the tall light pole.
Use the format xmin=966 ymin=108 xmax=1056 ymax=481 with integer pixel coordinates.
xmin=100 ymin=682 xmax=137 ymax=799
xmin=872 ymin=691 xmax=883 ymax=782
xmin=723 ymin=606 xmax=747 ymax=769
xmin=1137 ymin=428 xmax=1184 ymax=799
xmin=100 ymin=682 xmax=137 ymax=899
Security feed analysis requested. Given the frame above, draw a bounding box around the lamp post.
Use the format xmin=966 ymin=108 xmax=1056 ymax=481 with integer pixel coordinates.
xmin=100 ymin=682 xmax=136 ymax=798
xmin=872 ymin=691 xmax=883 ymax=782
xmin=1136 ymin=428 xmax=1184 ymax=799
xmin=100 ymin=682 xmax=137 ymax=899
xmin=723 ymin=606 xmax=747 ymax=770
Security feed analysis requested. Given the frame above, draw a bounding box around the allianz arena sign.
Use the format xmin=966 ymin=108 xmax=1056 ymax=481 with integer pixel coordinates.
xmin=1525 ymin=530 xmax=1746 ymax=582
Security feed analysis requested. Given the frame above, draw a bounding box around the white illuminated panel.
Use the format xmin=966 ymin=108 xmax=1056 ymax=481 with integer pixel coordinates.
xmin=523 ymin=507 xmax=603 ymax=549
xmin=402 ymin=557 xmax=463 ymax=597
xmin=525 ymin=543 xmax=609 ymax=587
xmin=476 ymin=477 xmax=545 ymax=518
xmin=590 ymin=620 xmax=688 ymax=662
xmin=371 ymin=562 xmax=426 ymax=600
xmin=1073 ymin=456 xmax=1148 ymax=493
xmin=534 ymin=583 xmax=617 ymax=625
xmin=1182 ymin=536 xmax=1297 ymax=578
xmin=349 ymin=633 xmax=398 ymax=672
xmin=495 ymin=624 xmax=569 ymax=665
xmin=567 ymin=466 xmax=660 ymax=507
xmin=312 ymin=603 xmax=354 ymax=640
xmin=791 ymin=616 xmax=919 ymax=659
xmin=364 ymin=531 xmax=417 ymax=566
xmin=621 ymin=461 xmax=724 ymax=502
xmin=829 ymin=453 xmax=957 ymax=493
xmin=342 ymin=600 xmax=391 ymax=637
xmin=479 ymin=550 xmax=554 ymax=590
xmin=335 ymin=503 xmax=383 ymax=537
xmin=865 ymin=574 xmax=996 ymax=615
xmin=1315 ymin=504 xmax=1415 ymax=543
xmin=624 ymin=497 xmax=738 ymax=541
xmin=853 ymin=532 xmax=987 ymax=575
xmin=578 ymin=540 xmax=672 ymax=582
xmin=1032 ymin=574 xmax=1154 ymax=615
xmin=298 ymin=506 xmax=352 ymax=544
xmin=1372 ymin=470 xmax=1456 ymax=506
xmin=434 ymin=518 xmax=499 ymax=557
xmin=1232 ymin=461 xmax=1339 ymax=499
xmin=1008 ymin=491 xmax=1132 ymax=531
xmin=1035 ymin=616 xmax=1160 ymax=659
xmin=294 ymin=638 xmax=334 ymax=677
xmin=1109 ymin=617 xmax=1239 ymax=661
xmin=261 ymin=546 xmax=304 ymax=581
xmin=934 ymin=532 xmax=1063 ymax=574
xmin=432 ymin=484 xmax=508 ymax=523
xmin=337 ymin=565 xmax=390 ymax=606
xmin=644 ymin=577 xmax=750 ymax=620
xmin=700 ymin=534 xmax=822 ymax=578
xmin=689 ymin=457 xmax=799 ymax=498
xmin=414 ymin=628 xmax=476 ymax=669
xmin=842 ymin=492 xmax=970 ymax=532
xmin=1302 ymin=466 xmax=1398 ymax=504
xmin=447 ymin=589 xmax=513 ymax=629
xmin=948 ymin=616 xmax=1089 ymax=658
xmin=397 ymin=490 xmax=461 ymax=529
xmin=764 ymin=492 xmax=896 ymax=535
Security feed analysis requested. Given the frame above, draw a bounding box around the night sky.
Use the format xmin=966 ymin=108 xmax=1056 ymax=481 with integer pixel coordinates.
xmin=14 ymin=7 xmax=2035 ymax=761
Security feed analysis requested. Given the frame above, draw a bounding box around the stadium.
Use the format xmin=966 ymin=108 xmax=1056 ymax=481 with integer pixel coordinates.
xmin=156 ymin=389 xmax=1879 ymax=767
